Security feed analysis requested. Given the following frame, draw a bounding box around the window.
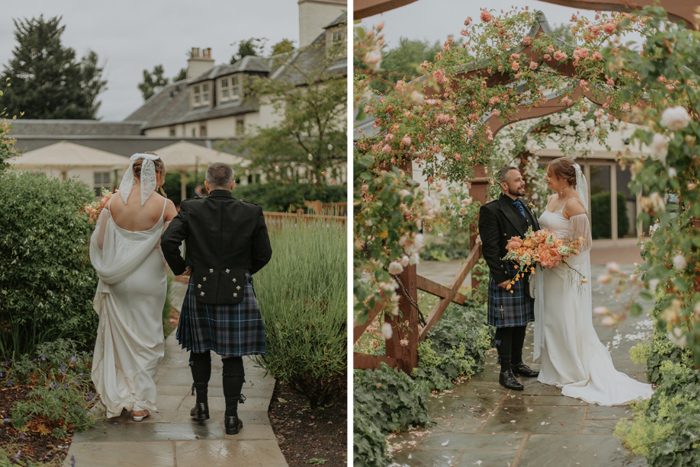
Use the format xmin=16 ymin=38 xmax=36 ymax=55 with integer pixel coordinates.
xmin=192 ymin=128 xmax=196 ymax=137
xmin=247 ymin=174 xmax=253 ymax=184
xmin=231 ymin=76 xmax=240 ymax=98
xmin=221 ymin=77 xmax=229 ymax=100
xmin=235 ymin=118 xmax=245 ymax=135
xmin=200 ymin=125 xmax=207 ymax=137
xmin=254 ymin=174 xmax=261 ymax=184
xmin=332 ymin=30 xmax=343 ymax=43
xmin=192 ymin=83 xmax=211 ymax=107
xmin=169 ymin=127 xmax=176 ymax=137
xmin=93 ymin=172 xmax=110 ymax=196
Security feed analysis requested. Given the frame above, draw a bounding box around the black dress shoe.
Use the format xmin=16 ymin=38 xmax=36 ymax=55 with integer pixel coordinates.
xmin=225 ymin=415 xmax=243 ymax=435
xmin=511 ymin=362 xmax=540 ymax=377
xmin=190 ymin=402 xmax=210 ymax=421
xmin=499 ymin=369 xmax=524 ymax=390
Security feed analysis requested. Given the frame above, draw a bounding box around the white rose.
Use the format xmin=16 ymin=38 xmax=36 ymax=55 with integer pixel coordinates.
xmin=381 ymin=322 xmax=393 ymax=339
xmin=364 ymin=46 xmax=382 ymax=71
xmin=606 ymin=262 xmax=619 ymax=274
xmin=400 ymin=255 xmax=410 ymax=267
xmin=597 ymin=274 xmax=611 ymax=285
xmin=411 ymin=91 xmax=424 ymax=104
xmin=601 ymin=316 xmax=615 ymax=327
xmin=673 ymin=254 xmax=687 ymax=270
xmin=409 ymin=252 xmax=420 ymax=265
xmin=413 ymin=234 xmax=425 ymax=250
xmin=388 ymin=261 xmax=404 ymax=275
xmin=593 ymin=306 xmax=608 ymax=316
xmin=650 ymin=133 xmax=667 ymax=164
xmin=668 ymin=167 xmax=677 ymax=179
xmin=660 ymin=106 xmax=691 ymax=130
xmin=399 ymin=189 xmax=411 ymax=199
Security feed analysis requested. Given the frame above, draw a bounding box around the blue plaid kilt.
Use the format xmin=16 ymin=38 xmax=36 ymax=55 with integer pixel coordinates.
xmin=487 ymin=262 xmax=534 ymax=328
xmin=176 ymin=273 xmax=266 ymax=357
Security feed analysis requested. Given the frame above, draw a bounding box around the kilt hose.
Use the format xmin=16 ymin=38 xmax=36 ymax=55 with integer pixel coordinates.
xmin=487 ymin=262 xmax=535 ymax=328
xmin=176 ymin=273 xmax=266 ymax=357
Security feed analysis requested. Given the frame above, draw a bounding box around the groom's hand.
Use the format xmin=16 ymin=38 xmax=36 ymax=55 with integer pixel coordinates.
xmin=498 ymin=280 xmax=511 ymax=288
xmin=181 ymin=267 xmax=192 ymax=277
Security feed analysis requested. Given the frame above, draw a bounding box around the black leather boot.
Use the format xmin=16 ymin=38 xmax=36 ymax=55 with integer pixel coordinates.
xmin=190 ymin=382 xmax=210 ymax=420
xmin=512 ymin=362 xmax=540 ymax=377
xmin=498 ymin=356 xmax=524 ymax=390
xmin=222 ymin=358 xmax=246 ymax=435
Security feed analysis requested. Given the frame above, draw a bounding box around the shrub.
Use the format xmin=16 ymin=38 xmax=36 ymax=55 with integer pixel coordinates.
xmin=616 ymin=361 xmax=700 ymax=466
xmin=231 ymin=182 xmax=346 ymax=212
xmin=0 ymin=172 xmax=98 ymax=359
xmin=254 ymin=219 xmax=346 ymax=408
xmin=590 ymin=191 xmax=630 ymax=240
xmin=353 ymin=363 xmax=433 ymax=467
xmin=2 ymin=339 xmax=96 ymax=439
xmin=412 ymin=302 xmax=493 ymax=391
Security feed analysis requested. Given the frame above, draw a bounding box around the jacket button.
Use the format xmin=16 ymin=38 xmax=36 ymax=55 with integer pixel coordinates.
xmin=233 ymin=293 xmax=237 ymax=297
xmin=203 ymin=277 xmax=207 ymax=281
xmin=200 ymin=292 xmax=205 ymax=296
xmin=236 ymin=286 xmax=241 ymax=290
xmin=197 ymin=284 xmax=202 ymax=289
xmin=233 ymin=278 xmax=237 ymax=283
xmin=226 ymin=269 xmax=230 ymax=273
xmin=209 ymin=269 xmax=214 ymax=273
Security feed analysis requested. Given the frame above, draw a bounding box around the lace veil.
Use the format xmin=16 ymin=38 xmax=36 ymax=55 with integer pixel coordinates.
xmin=119 ymin=153 xmax=160 ymax=205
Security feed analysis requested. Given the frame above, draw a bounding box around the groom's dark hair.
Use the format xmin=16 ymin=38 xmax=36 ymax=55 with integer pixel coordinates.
xmin=206 ymin=163 xmax=234 ymax=189
xmin=498 ymin=166 xmax=518 ymax=183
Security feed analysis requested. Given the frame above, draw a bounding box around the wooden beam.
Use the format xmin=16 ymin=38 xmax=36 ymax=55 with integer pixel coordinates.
xmin=419 ymin=243 xmax=482 ymax=341
xmin=353 ymin=299 xmax=384 ymax=344
xmin=353 ymin=352 xmax=400 ymax=370
xmin=354 ymin=0 xmax=419 ymax=20
xmin=416 ymin=275 xmax=468 ymax=305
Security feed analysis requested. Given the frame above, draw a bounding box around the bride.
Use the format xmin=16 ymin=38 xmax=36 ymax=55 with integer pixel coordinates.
xmin=89 ymin=153 xmax=177 ymax=421
xmin=533 ymin=157 xmax=653 ymax=405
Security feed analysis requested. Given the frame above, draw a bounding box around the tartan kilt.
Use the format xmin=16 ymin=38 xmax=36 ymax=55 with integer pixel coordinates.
xmin=176 ymin=273 xmax=266 ymax=357
xmin=487 ymin=262 xmax=534 ymax=328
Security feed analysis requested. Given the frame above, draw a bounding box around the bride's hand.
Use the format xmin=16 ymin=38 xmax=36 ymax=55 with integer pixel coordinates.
xmin=182 ymin=267 xmax=192 ymax=277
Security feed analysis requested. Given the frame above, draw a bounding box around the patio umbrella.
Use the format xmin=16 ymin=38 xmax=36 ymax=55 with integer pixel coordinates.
xmin=9 ymin=141 xmax=128 ymax=181
xmin=152 ymin=141 xmax=247 ymax=201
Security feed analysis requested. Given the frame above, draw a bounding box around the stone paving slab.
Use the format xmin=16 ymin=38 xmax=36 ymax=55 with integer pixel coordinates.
xmin=390 ymin=263 xmax=653 ymax=467
xmin=66 ymin=281 xmax=287 ymax=466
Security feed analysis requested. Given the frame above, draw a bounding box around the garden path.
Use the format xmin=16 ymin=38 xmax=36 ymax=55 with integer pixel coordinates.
xmin=389 ymin=261 xmax=653 ymax=467
xmin=64 ymin=281 xmax=287 ymax=466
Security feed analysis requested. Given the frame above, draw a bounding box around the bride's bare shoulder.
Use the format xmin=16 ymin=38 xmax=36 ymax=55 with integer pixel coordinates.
xmin=563 ymin=197 xmax=586 ymax=218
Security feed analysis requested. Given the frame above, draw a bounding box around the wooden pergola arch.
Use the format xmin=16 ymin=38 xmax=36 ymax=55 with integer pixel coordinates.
xmin=354 ymin=10 xmax=621 ymax=373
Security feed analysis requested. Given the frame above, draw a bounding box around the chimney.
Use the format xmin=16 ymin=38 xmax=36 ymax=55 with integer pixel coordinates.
xmin=187 ymin=47 xmax=215 ymax=80
xmin=298 ymin=0 xmax=346 ymax=48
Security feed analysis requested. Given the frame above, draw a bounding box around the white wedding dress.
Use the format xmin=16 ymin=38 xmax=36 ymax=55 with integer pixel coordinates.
xmin=533 ymin=205 xmax=653 ymax=406
xmin=89 ymin=198 xmax=168 ymax=417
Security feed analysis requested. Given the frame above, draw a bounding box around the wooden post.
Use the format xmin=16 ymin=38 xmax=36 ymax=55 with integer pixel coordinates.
xmin=470 ymin=163 xmax=490 ymax=295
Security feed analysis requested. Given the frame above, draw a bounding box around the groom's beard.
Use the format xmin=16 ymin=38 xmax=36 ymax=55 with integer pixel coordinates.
xmin=508 ymin=187 xmax=526 ymax=197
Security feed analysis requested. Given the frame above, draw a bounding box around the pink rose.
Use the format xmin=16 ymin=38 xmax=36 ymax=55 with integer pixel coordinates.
xmin=539 ymin=247 xmax=562 ymax=268
xmin=522 ymin=36 xmax=532 ymax=46
xmin=547 ymin=45 xmax=554 ymax=53
xmin=603 ymin=22 xmax=616 ymax=34
xmin=573 ymin=48 xmax=589 ymax=60
xmin=543 ymin=54 xmax=551 ymax=61
xmin=492 ymin=109 xmax=501 ymax=117
xmin=382 ymin=144 xmax=392 ymax=154
xmin=553 ymin=50 xmax=568 ymax=61
xmin=506 ymin=236 xmax=523 ymax=250
xmin=401 ymin=135 xmax=412 ymax=147
xmin=512 ymin=61 xmax=520 ymax=71
xmin=481 ymin=11 xmax=492 ymax=22
xmin=529 ymin=61 xmax=538 ymax=70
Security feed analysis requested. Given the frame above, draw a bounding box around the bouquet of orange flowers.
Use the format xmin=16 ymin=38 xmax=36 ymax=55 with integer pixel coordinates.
xmin=502 ymin=226 xmax=586 ymax=290
xmin=83 ymin=189 xmax=114 ymax=224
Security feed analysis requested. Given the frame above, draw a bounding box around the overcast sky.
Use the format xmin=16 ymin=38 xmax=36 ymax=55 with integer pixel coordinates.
xmin=0 ymin=0 xmax=300 ymax=121
xmin=360 ymin=0 xmax=614 ymax=49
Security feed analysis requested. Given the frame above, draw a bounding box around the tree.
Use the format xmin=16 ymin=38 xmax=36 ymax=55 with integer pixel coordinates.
xmin=228 ymin=34 xmax=346 ymax=185
xmin=230 ymin=38 xmax=265 ymax=64
xmin=271 ymin=39 xmax=295 ymax=56
xmin=138 ymin=65 xmax=169 ymax=101
xmin=1 ymin=15 xmax=107 ymax=119
xmin=173 ymin=68 xmax=187 ymax=82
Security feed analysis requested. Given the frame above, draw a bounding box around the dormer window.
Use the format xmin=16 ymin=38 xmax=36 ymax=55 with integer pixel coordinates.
xmin=219 ymin=75 xmax=241 ymax=103
xmin=192 ymin=83 xmax=210 ymax=107
xmin=326 ymin=26 xmax=346 ymax=57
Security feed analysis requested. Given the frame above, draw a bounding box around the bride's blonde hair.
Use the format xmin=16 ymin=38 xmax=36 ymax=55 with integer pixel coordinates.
xmin=547 ymin=157 xmax=577 ymax=187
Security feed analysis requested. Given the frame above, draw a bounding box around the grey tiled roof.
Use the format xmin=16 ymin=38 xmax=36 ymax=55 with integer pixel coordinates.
xmin=324 ymin=11 xmax=347 ymax=29
xmin=9 ymin=120 xmax=145 ymax=136
xmin=189 ymin=56 xmax=272 ymax=84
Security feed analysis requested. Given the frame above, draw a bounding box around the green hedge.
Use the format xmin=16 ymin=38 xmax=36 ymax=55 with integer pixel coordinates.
xmin=590 ymin=191 xmax=630 ymax=239
xmin=0 ymin=172 xmax=98 ymax=359
xmin=254 ymin=219 xmax=346 ymax=408
xmin=232 ymin=183 xmax=346 ymax=212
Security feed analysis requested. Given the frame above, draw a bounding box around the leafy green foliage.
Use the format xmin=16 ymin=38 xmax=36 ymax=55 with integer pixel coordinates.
xmin=2 ymin=339 xmax=96 ymax=439
xmin=616 ymin=362 xmax=700 ymax=465
xmin=413 ymin=302 xmax=494 ymax=391
xmin=0 ymin=81 xmax=19 ymax=171
xmin=230 ymin=37 xmax=265 ymax=64
xmin=590 ymin=192 xmax=630 ymax=240
xmin=138 ymin=64 xmax=170 ymax=101
xmin=0 ymin=172 xmax=98 ymax=359
xmin=229 ymin=32 xmax=346 ymax=185
xmin=231 ymin=182 xmax=346 ymax=212
xmin=1 ymin=15 xmax=107 ymax=119
xmin=353 ymin=363 xmax=434 ymax=466
xmin=254 ymin=220 xmax=346 ymax=408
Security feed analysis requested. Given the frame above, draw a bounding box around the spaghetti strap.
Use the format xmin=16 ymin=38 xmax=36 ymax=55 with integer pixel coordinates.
xmin=559 ymin=198 xmax=578 ymax=212
xmin=160 ymin=198 xmax=167 ymax=218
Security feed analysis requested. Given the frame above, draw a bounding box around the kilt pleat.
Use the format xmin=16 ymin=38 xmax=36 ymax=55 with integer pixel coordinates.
xmin=176 ymin=273 xmax=266 ymax=357
xmin=487 ymin=262 xmax=534 ymax=328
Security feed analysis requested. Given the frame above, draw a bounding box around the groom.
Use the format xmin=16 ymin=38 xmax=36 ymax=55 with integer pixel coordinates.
xmin=161 ymin=162 xmax=272 ymax=434
xmin=478 ymin=166 xmax=540 ymax=390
